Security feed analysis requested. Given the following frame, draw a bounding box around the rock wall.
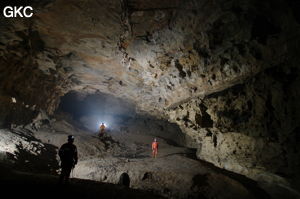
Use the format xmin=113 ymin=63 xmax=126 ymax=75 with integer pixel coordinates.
xmin=121 ymin=115 xmax=186 ymax=146
xmin=2 ymin=0 xmax=299 ymax=120
xmin=0 ymin=12 xmax=73 ymax=126
xmin=0 ymin=0 xmax=300 ymax=191
xmin=167 ymin=64 xmax=300 ymax=189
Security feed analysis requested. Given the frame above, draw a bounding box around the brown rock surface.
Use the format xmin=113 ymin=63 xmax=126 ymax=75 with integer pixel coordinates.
xmin=2 ymin=0 xmax=298 ymax=115
xmin=0 ymin=0 xmax=300 ymax=197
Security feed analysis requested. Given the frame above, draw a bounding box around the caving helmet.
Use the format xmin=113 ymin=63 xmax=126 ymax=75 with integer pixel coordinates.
xmin=68 ymin=135 xmax=74 ymax=142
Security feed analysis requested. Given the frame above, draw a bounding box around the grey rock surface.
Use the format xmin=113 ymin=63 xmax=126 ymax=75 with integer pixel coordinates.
xmin=0 ymin=0 xmax=299 ymax=197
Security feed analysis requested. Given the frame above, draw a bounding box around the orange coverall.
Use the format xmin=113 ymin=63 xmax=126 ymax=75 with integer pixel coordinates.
xmin=152 ymin=141 xmax=158 ymax=158
xmin=99 ymin=124 xmax=105 ymax=136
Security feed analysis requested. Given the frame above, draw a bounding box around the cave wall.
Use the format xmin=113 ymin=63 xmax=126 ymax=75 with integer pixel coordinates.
xmin=167 ymin=64 xmax=300 ymax=187
xmin=162 ymin=0 xmax=300 ymax=186
xmin=0 ymin=0 xmax=300 ymax=189
xmin=0 ymin=15 xmax=73 ymax=126
xmin=3 ymin=0 xmax=299 ymax=120
xmin=122 ymin=116 xmax=186 ymax=146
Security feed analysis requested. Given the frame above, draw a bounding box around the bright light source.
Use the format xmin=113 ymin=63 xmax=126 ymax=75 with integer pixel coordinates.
xmin=99 ymin=122 xmax=108 ymax=128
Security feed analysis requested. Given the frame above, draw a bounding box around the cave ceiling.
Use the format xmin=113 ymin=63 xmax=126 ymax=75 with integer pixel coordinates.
xmin=0 ymin=0 xmax=296 ymax=115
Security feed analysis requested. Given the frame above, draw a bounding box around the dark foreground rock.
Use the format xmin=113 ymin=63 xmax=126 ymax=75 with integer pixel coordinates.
xmin=0 ymin=164 xmax=164 ymax=199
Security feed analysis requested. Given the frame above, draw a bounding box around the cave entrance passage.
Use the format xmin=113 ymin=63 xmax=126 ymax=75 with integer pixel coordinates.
xmin=119 ymin=172 xmax=130 ymax=187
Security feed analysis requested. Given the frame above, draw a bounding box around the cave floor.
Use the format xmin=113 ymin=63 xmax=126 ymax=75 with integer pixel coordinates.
xmin=1 ymin=120 xmax=294 ymax=199
xmin=31 ymin=120 xmax=271 ymax=199
xmin=0 ymin=164 xmax=163 ymax=199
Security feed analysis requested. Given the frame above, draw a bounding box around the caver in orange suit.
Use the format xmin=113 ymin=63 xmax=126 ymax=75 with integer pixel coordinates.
xmin=152 ymin=138 xmax=158 ymax=158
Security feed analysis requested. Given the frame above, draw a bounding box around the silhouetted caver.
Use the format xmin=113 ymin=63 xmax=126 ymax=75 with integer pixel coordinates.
xmin=58 ymin=135 xmax=78 ymax=184
xmin=151 ymin=138 xmax=159 ymax=158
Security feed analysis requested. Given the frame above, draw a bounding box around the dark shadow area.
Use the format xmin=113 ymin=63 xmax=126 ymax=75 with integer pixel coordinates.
xmin=195 ymin=160 xmax=271 ymax=199
xmin=119 ymin=172 xmax=130 ymax=187
xmin=251 ymin=15 xmax=281 ymax=44
xmin=100 ymin=134 xmax=121 ymax=150
xmin=142 ymin=172 xmax=153 ymax=181
xmin=192 ymin=173 xmax=209 ymax=188
xmin=162 ymin=150 xmax=197 ymax=159
xmin=155 ymin=135 xmax=182 ymax=147
xmin=11 ymin=142 xmax=59 ymax=174
xmin=7 ymin=128 xmax=59 ymax=174
xmin=0 ymin=164 xmax=164 ymax=199
xmin=0 ymin=0 xmax=53 ymax=10
xmin=0 ymin=95 xmax=38 ymax=128
xmin=287 ymin=0 xmax=300 ymax=24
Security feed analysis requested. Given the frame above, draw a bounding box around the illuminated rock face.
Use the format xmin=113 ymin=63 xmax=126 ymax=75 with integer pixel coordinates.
xmin=167 ymin=66 xmax=300 ymax=185
xmin=2 ymin=0 xmax=297 ymax=115
xmin=0 ymin=0 xmax=300 ymax=190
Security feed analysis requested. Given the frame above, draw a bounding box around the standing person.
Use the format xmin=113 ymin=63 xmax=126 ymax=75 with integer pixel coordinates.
xmin=152 ymin=138 xmax=159 ymax=158
xmin=58 ymin=135 xmax=78 ymax=184
xmin=99 ymin=123 xmax=106 ymax=137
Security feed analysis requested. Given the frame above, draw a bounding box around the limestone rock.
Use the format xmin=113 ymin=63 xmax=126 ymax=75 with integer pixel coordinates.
xmin=0 ymin=0 xmax=300 ymax=195
xmin=166 ymin=65 xmax=300 ymax=190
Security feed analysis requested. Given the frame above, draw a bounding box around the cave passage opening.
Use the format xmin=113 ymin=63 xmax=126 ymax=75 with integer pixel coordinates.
xmin=56 ymin=91 xmax=186 ymax=146
xmin=56 ymin=91 xmax=136 ymax=133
